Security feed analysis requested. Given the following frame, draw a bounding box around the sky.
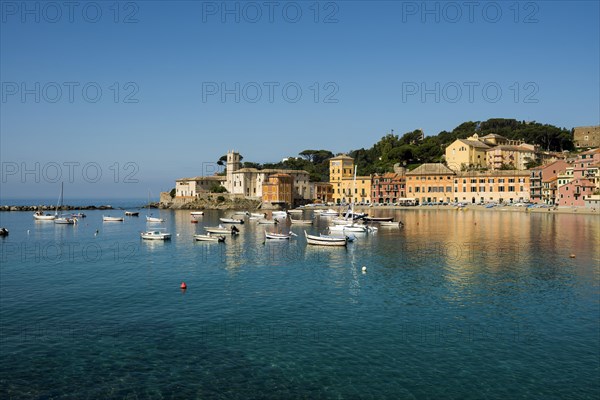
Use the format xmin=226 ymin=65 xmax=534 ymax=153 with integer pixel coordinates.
xmin=1 ymin=0 xmax=599 ymax=200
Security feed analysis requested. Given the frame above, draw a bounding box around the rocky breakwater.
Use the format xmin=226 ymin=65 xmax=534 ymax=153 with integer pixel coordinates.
xmin=0 ymin=205 xmax=114 ymax=212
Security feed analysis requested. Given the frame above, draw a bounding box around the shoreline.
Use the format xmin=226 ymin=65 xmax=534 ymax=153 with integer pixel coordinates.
xmin=339 ymin=204 xmax=600 ymax=216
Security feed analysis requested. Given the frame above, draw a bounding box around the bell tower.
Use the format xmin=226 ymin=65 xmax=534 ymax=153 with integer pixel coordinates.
xmin=225 ymin=150 xmax=240 ymax=192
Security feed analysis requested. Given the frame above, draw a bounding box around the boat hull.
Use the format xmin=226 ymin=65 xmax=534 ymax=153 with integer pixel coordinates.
xmin=33 ymin=214 xmax=56 ymax=221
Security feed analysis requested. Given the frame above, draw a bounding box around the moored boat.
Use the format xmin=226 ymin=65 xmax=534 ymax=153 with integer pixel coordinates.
xmin=33 ymin=211 xmax=56 ymax=221
xmin=146 ymin=215 xmax=165 ymax=223
xmin=194 ymin=233 xmax=225 ymax=242
xmin=141 ymin=229 xmax=171 ymax=240
xmin=257 ymin=219 xmax=278 ymax=225
xmin=125 ymin=211 xmax=139 ymax=216
xmin=103 ymin=216 xmax=124 ymax=222
xmin=220 ymin=217 xmax=244 ymax=224
xmin=363 ymin=216 xmax=394 ymax=222
xmin=204 ymin=225 xmax=240 ymax=235
xmin=250 ymin=212 xmax=266 ymax=218
xmin=304 ymin=230 xmax=347 ymax=246
xmin=264 ymin=230 xmax=296 ymax=240
xmin=378 ymin=221 xmax=402 ymax=227
xmin=290 ymin=219 xmax=313 ymax=225
xmin=190 ymin=211 xmax=204 ymax=216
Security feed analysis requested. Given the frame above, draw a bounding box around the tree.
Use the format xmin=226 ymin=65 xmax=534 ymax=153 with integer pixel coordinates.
xmin=169 ymin=188 xmax=176 ymax=198
xmin=210 ymin=184 xmax=227 ymax=193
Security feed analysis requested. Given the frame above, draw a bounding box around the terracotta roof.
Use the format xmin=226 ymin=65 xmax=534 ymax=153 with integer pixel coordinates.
xmin=330 ymin=154 xmax=354 ymax=160
xmin=480 ymin=133 xmax=508 ymax=140
xmin=458 ymin=139 xmax=491 ymax=149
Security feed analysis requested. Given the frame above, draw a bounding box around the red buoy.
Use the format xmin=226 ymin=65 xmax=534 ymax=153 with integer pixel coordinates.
xmin=180 ymin=282 xmax=187 ymax=289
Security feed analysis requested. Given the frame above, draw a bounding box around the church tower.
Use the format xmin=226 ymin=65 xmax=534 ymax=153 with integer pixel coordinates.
xmin=225 ymin=150 xmax=241 ymax=192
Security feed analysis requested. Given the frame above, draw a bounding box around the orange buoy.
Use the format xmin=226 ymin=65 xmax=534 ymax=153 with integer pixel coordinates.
xmin=180 ymin=282 xmax=187 ymax=289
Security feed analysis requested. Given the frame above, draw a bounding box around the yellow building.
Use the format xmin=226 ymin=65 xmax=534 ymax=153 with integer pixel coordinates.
xmin=445 ymin=134 xmax=491 ymax=171
xmin=329 ymin=154 xmax=372 ymax=204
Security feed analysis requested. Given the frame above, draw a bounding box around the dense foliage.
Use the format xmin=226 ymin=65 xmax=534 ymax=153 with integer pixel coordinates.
xmin=215 ymin=119 xmax=574 ymax=181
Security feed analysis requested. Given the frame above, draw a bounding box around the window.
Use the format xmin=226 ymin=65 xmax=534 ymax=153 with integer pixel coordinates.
xmin=499 ymin=179 xmax=505 ymax=183
xmin=508 ymin=186 xmax=515 ymax=191
xmin=471 ymin=179 xmax=477 ymax=183
xmin=509 ymin=178 xmax=515 ymax=183
xmin=499 ymin=187 xmax=505 ymax=192
xmin=446 ymin=186 xmax=452 ymax=192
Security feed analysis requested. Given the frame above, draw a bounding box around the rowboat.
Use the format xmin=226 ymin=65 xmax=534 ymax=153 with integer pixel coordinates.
xmin=264 ymin=231 xmax=295 ymax=240
xmin=194 ymin=233 xmax=225 ymax=242
xmin=328 ymin=223 xmax=368 ymax=233
xmin=304 ymin=231 xmax=347 ymax=246
xmin=141 ymin=229 xmax=171 ymax=240
xmin=125 ymin=211 xmax=139 ymax=216
xmin=146 ymin=215 xmax=165 ymax=223
xmin=290 ymin=219 xmax=313 ymax=225
xmin=220 ymin=217 xmax=244 ymax=224
xmin=204 ymin=225 xmax=240 ymax=235
xmin=190 ymin=211 xmax=204 ymax=216
xmin=287 ymin=209 xmax=303 ymax=214
xmin=103 ymin=216 xmax=124 ymax=222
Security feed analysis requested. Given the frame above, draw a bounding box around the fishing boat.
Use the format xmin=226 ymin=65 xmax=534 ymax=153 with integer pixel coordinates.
xmin=264 ymin=231 xmax=295 ymax=240
xmin=204 ymin=225 xmax=240 ymax=235
xmin=363 ymin=216 xmax=394 ymax=222
xmin=219 ymin=217 xmax=244 ymax=224
xmin=103 ymin=216 xmax=124 ymax=222
xmin=140 ymin=229 xmax=171 ymax=240
xmin=290 ymin=219 xmax=313 ymax=225
xmin=33 ymin=211 xmax=56 ymax=221
xmin=304 ymin=230 xmax=347 ymax=246
xmin=54 ymin=183 xmax=76 ymax=225
xmin=190 ymin=211 xmax=204 ymax=216
xmin=194 ymin=233 xmax=225 ymax=242
xmin=125 ymin=211 xmax=139 ymax=216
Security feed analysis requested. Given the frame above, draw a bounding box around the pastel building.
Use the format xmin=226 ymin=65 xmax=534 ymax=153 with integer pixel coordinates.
xmin=371 ymin=172 xmax=406 ymax=204
xmin=529 ymin=160 xmax=570 ymax=204
xmin=175 ymin=176 xmax=227 ymax=198
xmin=453 ymin=170 xmax=530 ymax=204
xmin=262 ymin=173 xmax=293 ymax=206
xmin=405 ymin=163 xmax=455 ymax=204
xmin=329 ymin=155 xmax=372 ymax=204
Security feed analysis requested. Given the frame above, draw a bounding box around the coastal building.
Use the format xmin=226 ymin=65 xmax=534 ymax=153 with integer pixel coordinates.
xmin=557 ymin=178 xmax=597 ymax=207
xmin=453 ymin=170 xmax=530 ymax=204
xmin=405 ymin=163 xmax=455 ymax=204
xmin=445 ymin=133 xmax=538 ymax=171
xmin=262 ymin=173 xmax=293 ymax=206
xmin=573 ymin=125 xmax=600 ymax=148
xmin=556 ymin=149 xmax=600 ymax=207
xmin=529 ymin=160 xmax=570 ymax=204
xmin=311 ymin=182 xmax=334 ymax=204
xmin=371 ymin=172 xmax=406 ymax=204
xmin=329 ymin=155 xmax=372 ymax=204
xmin=175 ymin=176 xmax=227 ymax=198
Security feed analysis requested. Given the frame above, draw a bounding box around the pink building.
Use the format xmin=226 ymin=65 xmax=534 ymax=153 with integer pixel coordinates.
xmin=529 ymin=159 xmax=570 ymax=204
xmin=557 ymin=178 xmax=597 ymax=206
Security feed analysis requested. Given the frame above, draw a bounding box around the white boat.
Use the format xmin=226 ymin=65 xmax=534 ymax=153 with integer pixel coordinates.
xmin=328 ymin=224 xmax=368 ymax=233
xmin=264 ymin=231 xmax=295 ymax=240
xmin=194 ymin=233 xmax=225 ymax=242
xmin=250 ymin=212 xmax=266 ymax=218
xmin=220 ymin=217 xmax=244 ymax=224
xmin=103 ymin=216 xmax=124 ymax=222
xmin=290 ymin=219 xmax=313 ymax=225
xmin=54 ymin=183 xmax=76 ymax=225
xmin=379 ymin=221 xmax=402 ymax=227
xmin=141 ymin=229 xmax=171 ymax=240
xmin=325 ymin=232 xmax=356 ymax=242
xmin=232 ymin=211 xmax=249 ymax=216
xmin=257 ymin=219 xmax=278 ymax=225
xmin=363 ymin=216 xmax=393 ymax=222
xmin=124 ymin=211 xmax=139 ymax=216
xmin=204 ymin=225 xmax=240 ymax=235
xmin=146 ymin=215 xmax=165 ymax=223
xmin=33 ymin=211 xmax=56 ymax=221
xmin=272 ymin=211 xmax=287 ymax=218
xmin=190 ymin=211 xmax=204 ymax=216
xmin=319 ymin=209 xmax=339 ymax=216
xmin=287 ymin=209 xmax=303 ymax=214
xmin=331 ymin=218 xmax=352 ymax=225
xmin=304 ymin=230 xmax=347 ymax=246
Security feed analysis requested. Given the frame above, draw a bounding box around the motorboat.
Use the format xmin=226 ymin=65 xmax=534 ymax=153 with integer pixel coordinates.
xmin=194 ymin=233 xmax=225 ymax=242
xmin=33 ymin=211 xmax=56 ymax=221
xmin=304 ymin=230 xmax=347 ymax=246
xmin=190 ymin=211 xmax=204 ymax=216
xmin=71 ymin=212 xmax=86 ymax=218
xmin=146 ymin=215 xmax=165 ymax=223
xmin=103 ymin=216 xmax=124 ymax=222
xmin=125 ymin=211 xmax=140 ymax=216
xmin=287 ymin=209 xmax=303 ymax=214
xmin=141 ymin=229 xmax=171 ymax=240
xmin=220 ymin=217 xmax=244 ymax=224
xmin=328 ymin=223 xmax=368 ymax=233
xmin=204 ymin=225 xmax=240 ymax=235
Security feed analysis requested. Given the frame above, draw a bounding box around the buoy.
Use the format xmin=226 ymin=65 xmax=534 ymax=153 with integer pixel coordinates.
xmin=180 ymin=282 xmax=187 ymax=289
xmin=362 ymin=266 xmax=367 ymax=273
xmin=569 ymin=254 xmax=576 ymax=259
xmin=27 ymin=230 xmax=30 ymax=234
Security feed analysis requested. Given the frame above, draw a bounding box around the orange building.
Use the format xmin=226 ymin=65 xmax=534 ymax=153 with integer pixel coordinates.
xmin=405 ymin=163 xmax=456 ymax=204
xmin=262 ymin=173 xmax=293 ymax=206
xmin=312 ymin=182 xmax=334 ymax=203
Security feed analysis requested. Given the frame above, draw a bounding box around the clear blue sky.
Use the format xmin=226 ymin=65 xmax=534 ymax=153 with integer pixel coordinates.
xmin=1 ymin=0 xmax=599 ymax=199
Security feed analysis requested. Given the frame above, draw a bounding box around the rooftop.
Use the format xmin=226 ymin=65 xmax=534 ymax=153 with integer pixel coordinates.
xmin=406 ymin=163 xmax=455 ymax=175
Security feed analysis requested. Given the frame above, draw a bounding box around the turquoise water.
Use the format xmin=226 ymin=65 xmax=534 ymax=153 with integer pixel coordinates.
xmin=1 ymin=209 xmax=599 ymax=399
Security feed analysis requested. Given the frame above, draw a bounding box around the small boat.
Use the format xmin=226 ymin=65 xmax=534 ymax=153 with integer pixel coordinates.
xmin=272 ymin=211 xmax=287 ymax=218
xmin=290 ymin=219 xmax=313 ymax=225
xmin=103 ymin=216 xmax=124 ymax=222
xmin=232 ymin=211 xmax=249 ymax=216
xmin=379 ymin=221 xmax=402 ymax=227
xmin=331 ymin=218 xmax=353 ymax=225
xmin=71 ymin=212 xmax=87 ymax=218
xmin=204 ymin=225 xmax=240 ymax=235
xmin=220 ymin=217 xmax=244 ymax=224
xmin=264 ymin=231 xmax=295 ymax=240
xmin=250 ymin=212 xmax=266 ymax=218
xmin=305 ymin=231 xmax=347 ymax=246
xmin=328 ymin=224 xmax=368 ymax=233
xmin=320 ymin=209 xmax=340 ymax=216
xmin=141 ymin=229 xmax=171 ymax=240
xmin=257 ymin=219 xmax=278 ymax=225
xmin=125 ymin=211 xmax=139 ymax=216
xmin=146 ymin=215 xmax=165 ymax=223
xmin=54 ymin=183 xmax=76 ymax=225
xmin=287 ymin=209 xmax=303 ymax=214
xmin=325 ymin=232 xmax=356 ymax=242
xmin=363 ymin=216 xmax=394 ymax=222
xmin=0 ymin=228 xmax=9 ymax=236
xmin=190 ymin=211 xmax=204 ymax=216
xmin=194 ymin=233 xmax=225 ymax=242
xmin=33 ymin=211 xmax=56 ymax=221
